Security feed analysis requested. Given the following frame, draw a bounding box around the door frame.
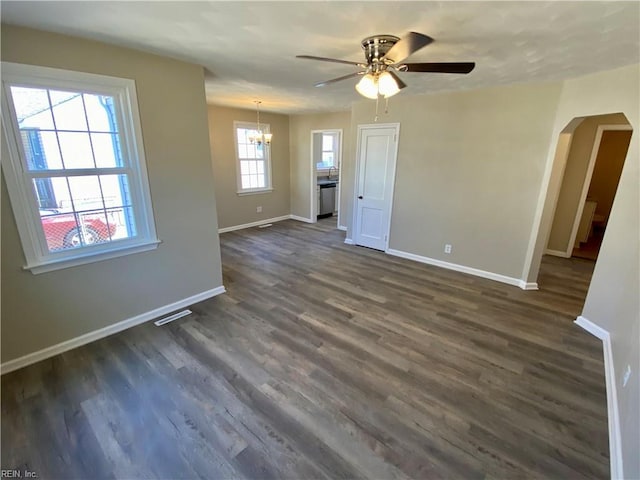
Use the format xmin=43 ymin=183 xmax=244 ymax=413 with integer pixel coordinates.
xmin=309 ymin=129 xmax=343 ymax=224
xmin=562 ymin=123 xmax=633 ymax=257
xmin=352 ymin=122 xmax=400 ymax=251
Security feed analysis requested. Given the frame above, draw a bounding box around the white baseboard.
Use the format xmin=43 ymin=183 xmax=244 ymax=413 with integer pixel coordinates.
xmin=219 ymin=215 xmax=319 ymax=233
xmin=344 ymin=238 xmax=354 ymax=245
xmin=386 ymin=248 xmax=529 ymax=289
xmin=575 ymin=315 xmax=610 ymax=340
xmin=518 ymin=281 xmax=539 ymax=290
xmin=545 ymin=248 xmax=571 ymax=258
xmin=289 ymin=215 xmax=314 ymax=223
xmin=337 ymin=225 xmax=347 ymax=231
xmin=218 ymin=215 xmax=290 ymax=233
xmin=0 ymin=286 xmax=226 ymax=375
xmin=574 ymin=316 xmax=623 ymax=480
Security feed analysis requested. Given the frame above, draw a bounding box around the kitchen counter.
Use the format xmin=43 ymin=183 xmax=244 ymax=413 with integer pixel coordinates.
xmin=317 ymin=179 xmax=338 ymax=186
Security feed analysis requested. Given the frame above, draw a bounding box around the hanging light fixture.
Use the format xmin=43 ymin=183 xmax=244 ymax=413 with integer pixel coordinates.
xmin=355 ymin=70 xmax=402 ymax=99
xmin=247 ymin=100 xmax=272 ymax=146
xmin=355 ymin=74 xmax=379 ymax=99
xmin=377 ymin=71 xmax=401 ymax=98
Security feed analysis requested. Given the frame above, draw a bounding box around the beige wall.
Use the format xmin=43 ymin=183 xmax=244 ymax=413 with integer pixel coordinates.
xmin=208 ymin=105 xmax=290 ymax=229
xmin=1 ymin=26 xmax=223 ymax=363
xmin=526 ymin=63 xmax=639 ymax=479
xmin=547 ymin=113 xmax=629 ymax=252
xmin=289 ymin=111 xmax=351 ymax=224
xmin=587 ymin=130 xmax=632 ymax=221
xmin=344 ymin=82 xmax=562 ymax=279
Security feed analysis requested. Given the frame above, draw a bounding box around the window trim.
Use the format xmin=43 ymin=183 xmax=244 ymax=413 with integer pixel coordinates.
xmin=1 ymin=62 xmax=160 ymax=274
xmin=233 ymin=120 xmax=272 ymax=195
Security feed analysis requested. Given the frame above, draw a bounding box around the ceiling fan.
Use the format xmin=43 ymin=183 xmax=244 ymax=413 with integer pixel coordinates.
xmin=297 ymin=32 xmax=475 ymax=99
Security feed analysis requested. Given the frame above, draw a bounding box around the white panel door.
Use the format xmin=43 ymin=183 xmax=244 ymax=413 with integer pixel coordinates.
xmin=354 ymin=124 xmax=399 ymax=250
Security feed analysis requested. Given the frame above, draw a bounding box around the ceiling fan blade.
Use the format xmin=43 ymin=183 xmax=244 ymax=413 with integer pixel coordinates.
xmin=382 ymin=32 xmax=434 ymax=64
xmin=402 ymin=62 xmax=476 ymax=74
xmin=314 ymin=71 xmax=365 ymax=87
xmin=386 ymin=70 xmax=407 ymax=89
xmin=296 ymin=55 xmax=364 ymax=67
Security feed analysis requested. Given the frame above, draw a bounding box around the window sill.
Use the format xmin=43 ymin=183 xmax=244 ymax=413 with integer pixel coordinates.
xmin=237 ymin=188 xmax=274 ymax=196
xmin=24 ymin=239 xmax=161 ymax=274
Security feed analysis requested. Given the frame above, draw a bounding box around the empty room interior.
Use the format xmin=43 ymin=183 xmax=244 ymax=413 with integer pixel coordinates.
xmin=1 ymin=2 xmax=639 ymax=479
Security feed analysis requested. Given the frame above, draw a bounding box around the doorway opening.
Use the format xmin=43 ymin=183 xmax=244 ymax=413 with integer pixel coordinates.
xmin=310 ymin=129 xmax=342 ymax=227
xmin=544 ymin=114 xmax=632 ymax=264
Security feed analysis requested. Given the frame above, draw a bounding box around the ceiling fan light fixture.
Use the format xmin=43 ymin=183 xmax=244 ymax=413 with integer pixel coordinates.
xmin=355 ymin=74 xmax=379 ymax=99
xmin=378 ymin=71 xmax=401 ymax=98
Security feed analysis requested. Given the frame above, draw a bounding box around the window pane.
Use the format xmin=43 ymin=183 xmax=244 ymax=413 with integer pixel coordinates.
xmin=10 ymin=86 xmax=54 ymax=130
xmin=245 ymin=144 xmax=256 ymax=159
xmin=67 ymin=176 xmax=104 ymax=211
xmin=20 ymin=130 xmax=61 ymax=170
xmin=58 ymin=131 xmax=95 ymax=169
xmin=38 ymin=131 xmax=64 ymax=169
xmin=76 ymin=209 xmax=111 ymax=244
xmin=108 ymin=206 xmax=135 ymax=240
xmin=322 ymin=134 xmax=334 ymax=151
xmin=99 ymin=174 xmax=132 ymax=208
xmin=257 ymin=161 xmax=264 ymax=174
xmin=237 ymin=128 xmax=247 ymax=143
xmin=255 ymin=143 xmax=264 ymax=159
xmin=84 ymin=94 xmax=118 ymax=133
xmin=249 ymin=161 xmax=257 ymax=175
xmin=50 ymin=90 xmax=88 ymax=132
xmin=241 ymin=174 xmax=251 ymax=189
xmin=249 ymin=175 xmax=258 ymax=189
xmin=33 ymin=178 xmax=63 ymax=210
xmin=257 ymin=175 xmax=265 ymax=188
xmin=240 ymin=161 xmax=249 ymax=175
xmin=238 ymin=144 xmax=248 ymax=159
xmin=39 ymin=209 xmax=80 ymax=252
xmin=322 ymin=152 xmax=334 ymax=166
xmin=92 ymin=133 xmax=122 ymax=168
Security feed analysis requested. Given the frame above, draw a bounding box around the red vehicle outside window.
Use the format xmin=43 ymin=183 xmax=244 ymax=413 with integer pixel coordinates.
xmin=39 ymin=209 xmax=117 ymax=251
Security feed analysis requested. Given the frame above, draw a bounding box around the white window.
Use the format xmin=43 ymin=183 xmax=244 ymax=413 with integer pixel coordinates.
xmin=317 ymin=132 xmax=339 ymax=170
xmin=1 ymin=62 xmax=159 ymax=274
xmin=234 ymin=121 xmax=272 ymax=195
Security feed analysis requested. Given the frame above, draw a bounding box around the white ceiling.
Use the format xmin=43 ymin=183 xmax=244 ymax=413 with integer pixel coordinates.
xmin=3 ymin=1 xmax=639 ymax=114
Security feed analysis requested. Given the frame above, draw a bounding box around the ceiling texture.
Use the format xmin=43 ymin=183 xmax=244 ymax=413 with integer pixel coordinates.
xmin=2 ymin=1 xmax=639 ymax=114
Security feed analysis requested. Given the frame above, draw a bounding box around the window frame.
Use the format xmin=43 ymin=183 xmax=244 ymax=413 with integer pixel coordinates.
xmin=233 ymin=120 xmax=273 ymax=195
xmin=1 ymin=62 xmax=160 ymax=274
xmin=316 ymin=131 xmax=341 ymax=173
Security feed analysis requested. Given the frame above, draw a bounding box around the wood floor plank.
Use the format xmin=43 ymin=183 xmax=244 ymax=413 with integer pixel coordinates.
xmin=1 ymin=218 xmax=609 ymax=479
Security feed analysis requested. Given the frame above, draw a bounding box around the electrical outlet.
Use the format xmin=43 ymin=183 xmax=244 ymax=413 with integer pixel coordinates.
xmin=256 ymin=206 xmax=262 ymax=213
xmin=622 ymin=364 xmax=632 ymax=387
xmin=444 ymin=244 xmax=452 ymax=254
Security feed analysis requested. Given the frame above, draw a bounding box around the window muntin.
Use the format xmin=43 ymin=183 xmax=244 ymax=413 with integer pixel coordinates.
xmin=1 ymin=63 xmax=158 ymax=273
xmin=234 ymin=121 xmax=271 ymax=193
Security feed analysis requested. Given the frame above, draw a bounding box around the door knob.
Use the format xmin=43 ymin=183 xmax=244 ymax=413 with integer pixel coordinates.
xmin=358 ymin=195 xmax=363 ymax=199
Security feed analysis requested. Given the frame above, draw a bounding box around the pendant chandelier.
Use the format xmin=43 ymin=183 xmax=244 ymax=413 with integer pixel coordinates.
xmin=247 ymin=100 xmax=272 ymax=146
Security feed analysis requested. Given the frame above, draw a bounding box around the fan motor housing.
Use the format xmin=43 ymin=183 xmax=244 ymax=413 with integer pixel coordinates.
xmin=361 ymin=35 xmax=400 ymax=65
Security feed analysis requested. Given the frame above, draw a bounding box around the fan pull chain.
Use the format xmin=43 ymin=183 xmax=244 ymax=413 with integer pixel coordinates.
xmin=384 ymin=97 xmax=389 ymax=114
xmin=374 ymin=95 xmax=379 ymax=122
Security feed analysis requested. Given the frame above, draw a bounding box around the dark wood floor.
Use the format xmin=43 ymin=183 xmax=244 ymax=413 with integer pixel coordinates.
xmin=1 ymin=218 xmax=609 ymax=479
